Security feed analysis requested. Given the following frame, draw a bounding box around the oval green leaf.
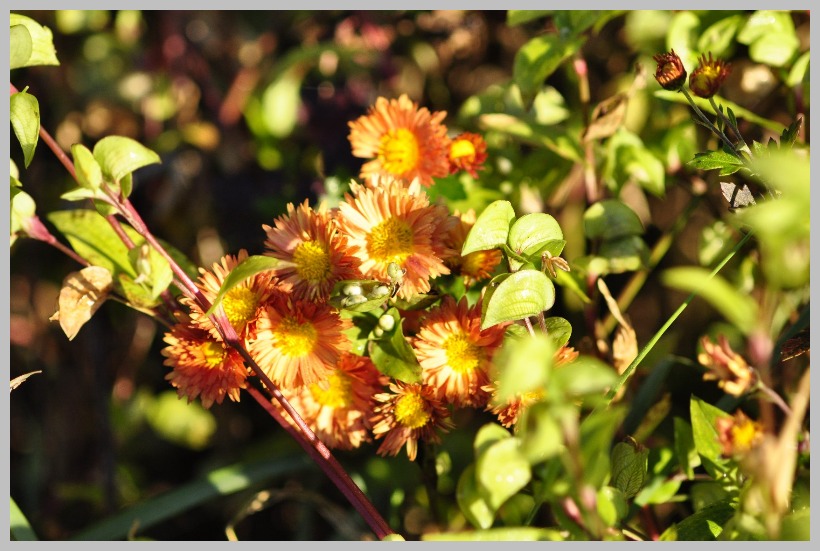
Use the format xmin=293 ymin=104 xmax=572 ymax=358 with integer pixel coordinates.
xmin=507 ymin=212 xmax=563 ymax=256
xmin=10 ymin=25 xmax=33 ymax=70
xmin=455 ymin=464 xmax=495 ymax=530
xmin=205 ymin=255 xmax=279 ymax=315
xmin=610 ymin=438 xmax=649 ymax=499
xmin=583 ymin=199 xmax=644 ymax=240
xmin=93 ymin=136 xmax=161 ymax=184
xmin=476 ymin=437 xmax=532 ymax=511
xmin=368 ymin=314 xmax=422 ymax=384
xmin=10 ymin=91 xmax=40 ymax=168
xmin=462 ymin=200 xmax=515 ymax=256
xmin=71 ymin=143 xmax=103 ymax=190
xmin=9 ymin=14 xmax=59 ymax=67
xmin=481 ymin=270 xmax=555 ymax=330
xmin=492 ymin=332 xmax=554 ymax=404
xmin=543 ymin=316 xmax=572 ymax=349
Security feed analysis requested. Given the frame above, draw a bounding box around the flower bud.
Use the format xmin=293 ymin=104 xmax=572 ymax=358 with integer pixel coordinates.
xmin=688 ymin=52 xmax=731 ymax=98
xmin=653 ymin=49 xmax=687 ymax=91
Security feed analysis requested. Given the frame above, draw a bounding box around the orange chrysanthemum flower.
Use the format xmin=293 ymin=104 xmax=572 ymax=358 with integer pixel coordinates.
xmin=185 ymin=249 xmax=277 ymax=341
xmin=162 ymin=321 xmax=249 ymax=409
xmin=448 ymin=132 xmax=487 ymax=178
xmin=484 ymin=346 xmax=579 ymax=428
xmin=414 ymin=296 xmax=508 ymax=408
xmin=278 ymin=352 xmax=388 ymax=450
xmin=262 ymin=200 xmax=363 ymax=302
xmin=335 ymin=176 xmax=452 ymax=300
xmin=348 ymin=94 xmax=451 ymax=187
xmin=444 ymin=209 xmax=503 ymax=287
xmin=370 ymin=382 xmax=453 ymax=461
xmin=249 ymin=294 xmax=352 ymax=389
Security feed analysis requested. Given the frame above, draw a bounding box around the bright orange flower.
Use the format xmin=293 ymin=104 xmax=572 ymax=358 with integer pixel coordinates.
xmin=185 ymin=249 xmax=277 ymax=341
xmin=348 ymin=94 xmax=451 ymax=187
xmin=414 ymin=296 xmax=508 ymax=408
xmin=335 ymin=176 xmax=452 ymax=299
xmin=484 ymin=346 xmax=579 ymax=427
xmin=370 ymin=382 xmax=453 ymax=461
xmin=250 ymin=294 xmax=352 ymax=389
xmin=444 ymin=209 xmax=503 ymax=287
xmin=448 ymin=132 xmax=487 ymax=177
xmin=278 ymin=352 xmax=388 ymax=450
xmin=162 ymin=320 xmax=249 ymax=409
xmin=262 ymin=200 xmax=362 ymax=302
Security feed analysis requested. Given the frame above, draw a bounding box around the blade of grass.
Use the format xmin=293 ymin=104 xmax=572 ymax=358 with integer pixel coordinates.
xmin=70 ymin=455 xmax=312 ymax=541
xmin=11 ymin=497 xmax=39 ymax=541
xmin=603 ymin=230 xmax=754 ymax=405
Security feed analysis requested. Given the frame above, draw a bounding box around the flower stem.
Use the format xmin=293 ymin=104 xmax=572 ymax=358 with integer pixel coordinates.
xmin=680 ymin=87 xmax=740 ymax=158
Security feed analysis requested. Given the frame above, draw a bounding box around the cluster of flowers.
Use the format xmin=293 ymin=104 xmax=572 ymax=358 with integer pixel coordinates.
xmin=162 ymin=94 xmax=576 ymax=460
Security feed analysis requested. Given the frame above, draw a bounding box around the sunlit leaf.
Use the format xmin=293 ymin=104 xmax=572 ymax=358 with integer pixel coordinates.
xmin=543 ymin=316 xmax=572 ymax=349
xmin=506 ymin=11 xmax=549 ymax=26
xmin=661 ymin=267 xmax=758 ymax=335
xmin=205 ymin=255 xmax=279 ymax=315
xmin=423 ymin=527 xmax=563 ymax=541
xmin=476 ymin=437 xmax=531 ymax=511
xmin=10 ymin=497 xmax=38 ymax=541
xmin=673 ymin=416 xmax=699 ymax=479
xmin=659 ymin=499 xmax=736 ymax=540
xmin=9 ymin=14 xmax=59 ymax=67
xmin=145 ymin=391 xmax=217 ymax=450
xmin=481 ymin=270 xmax=555 ymax=330
xmin=455 ymin=464 xmax=495 ymax=530
xmin=92 ymin=136 xmax=161 ymax=185
xmin=610 ymin=437 xmax=649 ymax=499
xmin=492 ymin=332 xmax=554 ymax=404
xmin=10 ymin=371 xmax=42 ymax=393
xmin=689 ymin=397 xmax=732 ymax=478
xmin=462 ymin=200 xmax=515 ymax=255
xmin=507 ymin=212 xmax=563 ymax=256
xmin=71 ymin=143 xmax=103 ymax=191
xmin=49 ymin=266 xmax=114 ymax=341
xmin=368 ymin=311 xmax=422 ymax=384
xmin=517 ymin=402 xmax=563 ymax=464
xmin=10 ymin=25 xmax=33 ymax=70
xmin=262 ymin=67 xmax=303 ymax=138
xmin=513 ymin=34 xmax=585 ymax=107
xmin=9 ymin=91 xmax=40 ymax=168
xmin=597 ymin=486 xmax=629 ymax=526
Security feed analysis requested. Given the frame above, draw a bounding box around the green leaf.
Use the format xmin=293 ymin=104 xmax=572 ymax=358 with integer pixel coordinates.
xmin=517 ymin=402 xmax=564 ymax=464
xmin=654 ymin=90 xmax=787 ymax=134
xmin=482 ymin=270 xmax=555 ymax=330
xmin=9 ymin=14 xmax=59 ymax=68
xmin=689 ymin=397 xmax=732 ymax=477
xmin=423 ymin=527 xmax=563 ymax=541
xmin=661 ymin=267 xmax=759 ymax=335
xmin=456 ymin=464 xmax=495 ymax=529
xmin=786 ymin=51 xmax=810 ymax=88
xmin=476 ymin=437 xmax=532 ymax=512
xmin=506 ymin=10 xmax=550 ymax=26
xmin=48 ymin=210 xmax=138 ymax=277
xmin=578 ymin=405 xmax=626 ymax=488
xmin=697 ymin=14 xmax=744 ymax=58
xmin=92 ymin=136 xmax=161 ymax=184
xmin=513 ymin=34 xmax=585 ymax=107
xmin=552 ymin=355 xmax=618 ymax=399
xmin=738 ymin=10 xmax=798 ymax=67
xmin=262 ymin=66 xmax=303 ymax=138
xmin=11 ymin=189 xmax=36 ymax=238
xmin=597 ymin=486 xmax=629 ymax=527
xmin=634 ymin=477 xmax=684 ymax=507
xmin=144 ymin=391 xmax=216 ymax=450
xmin=205 ymin=255 xmax=279 ymax=315
xmin=610 ymin=438 xmax=649 ymax=499
xmin=70 ymin=455 xmax=311 ymax=541
xmin=553 ymin=11 xmax=624 ymax=37
xmin=462 ymin=200 xmax=515 ymax=255
xmin=10 ymin=497 xmax=38 ymax=541
xmin=584 ymin=235 xmax=649 ymax=275
xmin=673 ymin=416 xmax=699 ymax=479
xmin=368 ymin=310 xmax=422 ymax=384
xmin=71 ymin=143 xmax=104 ymax=191
xmin=543 ymin=316 xmax=572 ymax=349
xmin=659 ymin=498 xmax=736 ymax=541
xmin=687 ymin=148 xmax=745 ymax=173
xmin=9 ymin=25 xmax=33 ymax=70
xmin=583 ymin=199 xmax=644 ymax=240
xmin=9 ymin=91 xmax=40 ymax=168
xmin=473 ymin=422 xmax=512 ymax=457
xmin=478 ymin=113 xmax=584 ymax=163
xmin=492 ymin=332 xmax=555 ymax=404
xmin=507 ymin=212 xmax=563 ymax=256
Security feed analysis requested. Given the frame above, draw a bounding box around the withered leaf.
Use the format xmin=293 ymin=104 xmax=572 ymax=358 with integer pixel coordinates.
xmin=49 ymin=266 xmax=114 ymax=340
xmin=10 ymin=370 xmax=42 ymax=392
xmin=720 ymin=181 xmax=756 ymax=210
xmin=583 ymin=93 xmax=628 ymax=142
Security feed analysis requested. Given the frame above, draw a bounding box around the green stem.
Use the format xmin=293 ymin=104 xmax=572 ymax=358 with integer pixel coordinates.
xmin=604 ymin=230 xmax=754 ymax=404
xmin=709 ymin=96 xmax=748 ymax=151
xmin=680 ymin=87 xmax=740 ymax=157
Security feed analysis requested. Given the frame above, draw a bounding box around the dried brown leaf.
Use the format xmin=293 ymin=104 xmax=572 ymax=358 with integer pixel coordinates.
xmin=49 ymin=266 xmax=114 ymax=340
xmin=10 ymin=370 xmax=42 ymax=392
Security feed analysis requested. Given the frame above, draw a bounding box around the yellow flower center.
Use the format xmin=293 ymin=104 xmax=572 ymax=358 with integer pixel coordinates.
xmin=309 ymin=371 xmax=352 ymax=408
xmin=273 ymin=316 xmax=318 ymax=357
xmin=450 ymin=138 xmax=476 ymax=162
xmin=200 ymin=341 xmax=226 ymax=368
xmin=367 ymin=217 xmax=414 ymax=265
xmin=444 ymin=333 xmax=482 ymax=374
xmin=222 ymin=287 xmax=258 ymax=331
xmin=461 ymin=250 xmax=492 ymax=279
xmin=292 ymin=239 xmax=331 ymax=283
xmin=732 ymin=418 xmax=762 ymax=453
xmin=378 ymin=128 xmax=420 ymax=175
xmin=394 ymin=390 xmax=431 ymax=430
